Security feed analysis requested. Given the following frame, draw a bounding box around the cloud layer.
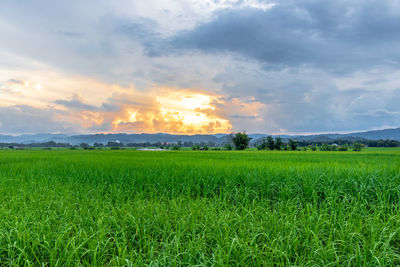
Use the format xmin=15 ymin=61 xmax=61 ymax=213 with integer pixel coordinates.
xmin=160 ymin=0 xmax=400 ymax=72
xmin=0 ymin=0 xmax=399 ymax=134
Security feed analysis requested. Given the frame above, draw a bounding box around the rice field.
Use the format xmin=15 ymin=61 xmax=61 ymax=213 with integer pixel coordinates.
xmin=0 ymin=149 xmax=400 ymax=266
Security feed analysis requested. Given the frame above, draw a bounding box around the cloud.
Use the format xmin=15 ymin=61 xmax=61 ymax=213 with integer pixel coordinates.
xmin=105 ymin=89 xmax=234 ymax=134
xmin=0 ymin=105 xmax=78 ymax=134
xmin=52 ymin=87 xmax=263 ymax=134
xmin=6 ymin=79 xmax=24 ymax=85
xmin=55 ymin=93 xmax=120 ymax=112
xmin=55 ymin=94 xmax=99 ymax=111
xmin=145 ymin=0 xmax=400 ymax=73
xmin=57 ymin=31 xmax=82 ymax=39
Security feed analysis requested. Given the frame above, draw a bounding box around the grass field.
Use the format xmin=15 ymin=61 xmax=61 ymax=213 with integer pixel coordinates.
xmin=0 ymin=149 xmax=400 ymax=266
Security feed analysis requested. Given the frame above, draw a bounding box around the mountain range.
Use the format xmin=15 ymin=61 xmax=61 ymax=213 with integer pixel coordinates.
xmin=0 ymin=127 xmax=399 ymax=145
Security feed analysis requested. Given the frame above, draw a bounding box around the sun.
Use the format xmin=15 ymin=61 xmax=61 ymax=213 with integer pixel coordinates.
xmin=155 ymin=91 xmax=230 ymax=132
xmin=35 ymin=82 xmax=43 ymax=90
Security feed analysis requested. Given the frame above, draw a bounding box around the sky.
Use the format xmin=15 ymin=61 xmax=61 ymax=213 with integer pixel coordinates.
xmin=1 ymin=0 xmax=400 ymax=135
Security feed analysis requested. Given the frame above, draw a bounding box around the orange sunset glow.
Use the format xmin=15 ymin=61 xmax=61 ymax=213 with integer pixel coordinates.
xmin=110 ymin=90 xmax=232 ymax=134
xmin=0 ymin=67 xmax=264 ymax=134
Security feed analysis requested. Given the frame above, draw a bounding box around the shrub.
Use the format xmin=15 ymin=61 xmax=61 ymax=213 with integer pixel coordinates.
xmin=224 ymin=144 xmax=233 ymax=151
xmin=192 ymin=145 xmax=201 ymax=151
xmin=320 ymin=144 xmax=330 ymax=151
xmin=80 ymin=143 xmax=90 ymax=149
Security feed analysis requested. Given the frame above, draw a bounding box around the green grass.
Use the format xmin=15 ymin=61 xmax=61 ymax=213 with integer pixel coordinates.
xmin=0 ymin=149 xmax=400 ymax=266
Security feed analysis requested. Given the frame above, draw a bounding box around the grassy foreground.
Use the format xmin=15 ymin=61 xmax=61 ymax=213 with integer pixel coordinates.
xmin=0 ymin=149 xmax=400 ymax=266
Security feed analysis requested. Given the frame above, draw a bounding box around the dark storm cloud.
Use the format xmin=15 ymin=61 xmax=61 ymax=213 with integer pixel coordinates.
xmin=145 ymin=0 xmax=400 ymax=73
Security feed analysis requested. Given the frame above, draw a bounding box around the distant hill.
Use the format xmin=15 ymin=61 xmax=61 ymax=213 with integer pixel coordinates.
xmin=0 ymin=127 xmax=399 ymax=145
xmin=343 ymin=128 xmax=400 ymax=140
xmin=291 ymin=128 xmax=400 ymax=142
xmin=0 ymin=133 xmax=222 ymax=145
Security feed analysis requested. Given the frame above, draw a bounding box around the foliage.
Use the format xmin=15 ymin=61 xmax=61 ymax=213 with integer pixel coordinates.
xmin=224 ymin=144 xmax=233 ymax=151
xmin=320 ymin=144 xmax=342 ymax=151
xmin=353 ymin=142 xmax=363 ymax=151
xmin=171 ymin=145 xmax=180 ymax=150
xmin=192 ymin=145 xmax=201 ymax=150
xmin=320 ymin=144 xmax=330 ymax=151
xmin=256 ymin=140 xmax=267 ymax=150
xmin=232 ymin=132 xmax=252 ymax=150
xmin=275 ymin=137 xmax=283 ymax=150
xmin=79 ymin=142 xmax=90 ymax=149
xmin=288 ymin=139 xmax=298 ymax=151
xmin=266 ymin=136 xmax=275 ymax=150
xmin=365 ymin=139 xmax=400 ymax=147
xmin=107 ymin=141 xmax=122 ymax=147
xmin=309 ymin=145 xmax=317 ymax=151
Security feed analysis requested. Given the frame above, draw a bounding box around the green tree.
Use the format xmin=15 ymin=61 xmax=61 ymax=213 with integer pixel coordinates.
xmin=232 ymin=132 xmax=252 ymax=150
xmin=191 ymin=145 xmax=200 ymax=150
xmin=80 ymin=143 xmax=90 ymax=149
xmin=352 ymin=142 xmax=362 ymax=152
xmin=202 ymin=145 xmax=209 ymax=151
xmin=107 ymin=141 xmax=122 ymax=147
xmin=274 ymin=137 xmax=283 ymax=150
xmin=288 ymin=139 xmax=298 ymax=151
xmin=266 ymin=136 xmax=275 ymax=150
xmin=93 ymin=142 xmax=103 ymax=147
xmin=256 ymin=141 xmax=267 ymax=150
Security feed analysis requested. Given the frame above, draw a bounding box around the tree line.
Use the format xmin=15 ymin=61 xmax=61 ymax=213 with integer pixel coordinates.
xmin=1 ymin=133 xmax=399 ymax=151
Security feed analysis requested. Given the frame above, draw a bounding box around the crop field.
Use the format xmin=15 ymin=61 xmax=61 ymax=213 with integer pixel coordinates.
xmin=0 ymin=149 xmax=400 ymax=266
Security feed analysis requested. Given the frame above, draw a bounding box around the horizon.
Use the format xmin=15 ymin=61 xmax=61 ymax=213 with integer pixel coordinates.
xmin=1 ymin=1 xmax=400 ymax=135
xmin=1 ymin=126 xmax=399 ymax=138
